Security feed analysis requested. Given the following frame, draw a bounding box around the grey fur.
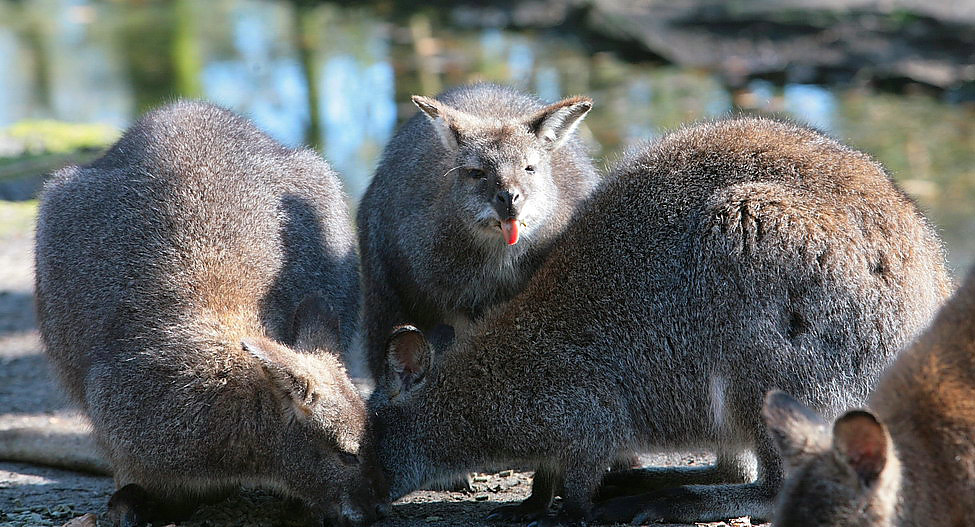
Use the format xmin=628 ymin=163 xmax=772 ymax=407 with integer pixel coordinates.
xmin=34 ymin=101 xmax=385 ymax=526
xmin=357 ymin=83 xmax=600 ymax=378
xmin=765 ymin=265 xmax=975 ymax=526
xmin=369 ymin=116 xmax=949 ymax=525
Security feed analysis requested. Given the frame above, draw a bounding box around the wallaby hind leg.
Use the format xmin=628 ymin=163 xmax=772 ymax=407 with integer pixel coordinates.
xmin=592 ymin=440 xmax=781 ymax=524
xmin=486 ymin=464 xmax=562 ymax=523
xmin=595 ymin=450 xmax=755 ymax=501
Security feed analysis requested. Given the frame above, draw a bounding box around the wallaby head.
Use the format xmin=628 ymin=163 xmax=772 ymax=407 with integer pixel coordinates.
xmin=411 ymin=93 xmax=591 ymax=246
xmin=369 ymin=325 xmax=439 ymax=498
xmin=242 ymin=336 xmax=388 ymax=523
xmin=763 ymin=391 xmax=900 ymax=526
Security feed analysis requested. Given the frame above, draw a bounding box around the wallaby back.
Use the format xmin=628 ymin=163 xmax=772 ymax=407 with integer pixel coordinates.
xmin=765 ymin=266 xmax=975 ymax=526
xmin=357 ymin=83 xmax=600 ymax=378
xmin=370 ymin=117 xmax=949 ymax=525
xmin=34 ymin=101 xmax=385 ymax=526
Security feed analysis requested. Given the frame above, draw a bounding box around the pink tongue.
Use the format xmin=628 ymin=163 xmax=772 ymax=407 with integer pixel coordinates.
xmin=502 ymin=219 xmax=520 ymax=245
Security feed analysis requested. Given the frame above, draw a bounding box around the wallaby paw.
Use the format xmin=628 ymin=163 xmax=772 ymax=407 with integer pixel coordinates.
xmin=486 ymin=501 xmax=549 ymax=523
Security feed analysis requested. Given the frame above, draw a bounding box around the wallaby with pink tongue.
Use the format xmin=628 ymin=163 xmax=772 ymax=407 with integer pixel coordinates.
xmin=358 ymin=82 xmax=600 ymax=382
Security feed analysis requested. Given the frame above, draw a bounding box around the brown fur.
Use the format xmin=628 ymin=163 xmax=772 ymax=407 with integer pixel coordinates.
xmin=766 ymin=266 xmax=975 ymax=526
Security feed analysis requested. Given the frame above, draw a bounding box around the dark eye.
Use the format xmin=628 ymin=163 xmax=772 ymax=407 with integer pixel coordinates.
xmin=338 ymin=452 xmax=360 ymax=466
xmin=467 ymin=168 xmax=486 ymax=179
xmin=525 ymin=165 xmax=535 ymax=173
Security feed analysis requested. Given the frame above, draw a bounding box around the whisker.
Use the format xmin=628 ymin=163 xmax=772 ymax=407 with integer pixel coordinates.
xmin=442 ymin=165 xmax=465 ymax=178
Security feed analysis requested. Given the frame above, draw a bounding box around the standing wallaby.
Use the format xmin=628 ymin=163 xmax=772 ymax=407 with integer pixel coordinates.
xmin=764 ymin=265 xmax=975 ymax=526
xmin=34 ymin=101 xmax=386 ymax=527
xmin=357 ymin=82 xmax=600 ymax=379
xmin=368 ymin=117 xmax=950 ymax=526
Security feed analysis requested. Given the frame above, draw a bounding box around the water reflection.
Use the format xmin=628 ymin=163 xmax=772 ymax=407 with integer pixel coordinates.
xmin=784 ymin=84 xmax=836 ymax=132
xmin=0 ymin=0 xmax=973 ymax=272
xmin=319 ymin=55 xmax=396 ymax=197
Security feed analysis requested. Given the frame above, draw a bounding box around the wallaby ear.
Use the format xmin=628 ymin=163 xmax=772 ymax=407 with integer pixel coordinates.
xmin=385 ymin=325 xmax=432 ymax=399
xmin=832 ymin=410 xmax=890 ymax=488
xmin=413 ymin=95 xmax=463 ymax=151
xmin=763 ymin=390 xmax=830 ymax=469
xmin=243 ymin=338 xmax=317 ymax=417
xmin=289 ymin=294 xmax=341 ymax=352
xmin=524 ymin=96 xmax=592 ymax=150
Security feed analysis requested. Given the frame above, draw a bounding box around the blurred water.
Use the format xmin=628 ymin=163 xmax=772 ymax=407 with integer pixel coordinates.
xmin=1 ymin=0 xmax=973 ymax=273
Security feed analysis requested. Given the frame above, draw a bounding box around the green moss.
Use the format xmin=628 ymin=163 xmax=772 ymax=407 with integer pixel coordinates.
xmin=0 ymin=200 xmax=38 ymax=238
xmin=2 ymin=120 xmax=119 ymax=157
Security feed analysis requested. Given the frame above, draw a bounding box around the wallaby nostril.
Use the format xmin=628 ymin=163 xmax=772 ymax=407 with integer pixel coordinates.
xmin=511 ymin=193 xmax=520 ymax=203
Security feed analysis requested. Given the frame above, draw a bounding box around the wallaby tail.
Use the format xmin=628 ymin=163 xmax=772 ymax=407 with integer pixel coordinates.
xmin=0 ymin=417 xmax=110 ymax=476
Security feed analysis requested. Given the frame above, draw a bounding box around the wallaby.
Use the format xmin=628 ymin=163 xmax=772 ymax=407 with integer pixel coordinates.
xmin=764 ymin=265 xmax=975 ymax=526
xmin=357 ymin=82 xmax=600 ymax=379
xmin=368 ymin=117 xmax=950 ymax=526
xmin=34 ymin=101 xmax=386 ymax=527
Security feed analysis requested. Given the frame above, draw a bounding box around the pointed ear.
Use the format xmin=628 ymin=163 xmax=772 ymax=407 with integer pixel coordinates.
xmin=832 ymin=410 xmax=890 ymax=488
xmin=763 ymin=390 xmax=830 ymax=469
xmin=413 ymin=95 xmax=465 ymax=151
xmin=385 ymin=325 xmax=432 ymax=399
xmin=289 ymin=294 xmax=341 ymax=352
xmin=243 ymin=338 xmax=318 ymax=417
xmin=524 ymin=96 xmax=592 ymax=150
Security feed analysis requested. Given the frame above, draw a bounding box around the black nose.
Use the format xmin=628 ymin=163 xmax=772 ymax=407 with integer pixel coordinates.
xmin=494 ymin=190 xmax=520 ymax=218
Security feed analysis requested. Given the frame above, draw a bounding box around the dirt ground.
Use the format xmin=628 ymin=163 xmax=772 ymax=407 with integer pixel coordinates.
xmin=0 ymin=205 xmax=763 ymax=527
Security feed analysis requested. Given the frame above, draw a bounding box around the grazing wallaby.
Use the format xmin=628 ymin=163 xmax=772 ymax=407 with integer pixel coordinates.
xmin=764 ymin=265 xmax=975 ymax=526
xmin=34 ymin=101 xmax=386 ymax=527
xmin=357 ymin=82 xmax=600 ymax=379
xmin=368 ymin=117 xmax=950 ymax=526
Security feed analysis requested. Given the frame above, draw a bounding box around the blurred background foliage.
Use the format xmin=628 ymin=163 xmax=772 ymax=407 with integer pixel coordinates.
xmin=0 ymin=0 xmax=973 ymax=272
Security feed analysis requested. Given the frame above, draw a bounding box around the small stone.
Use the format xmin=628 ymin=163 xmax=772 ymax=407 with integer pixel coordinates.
xmin=498 ymin=470 xmax=513 ymax=477
xmin=475 ymin=494 xmax=489 ymax=501
xmin=62 ymin=514 xmax=97 ymax=527
xmin=50 ymin=504 xmax=74 ymax=518
xmin=472 ymin=475 xmax=489 ymax=482
xmin=19 ymin=512 xmax=46 ymax=524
